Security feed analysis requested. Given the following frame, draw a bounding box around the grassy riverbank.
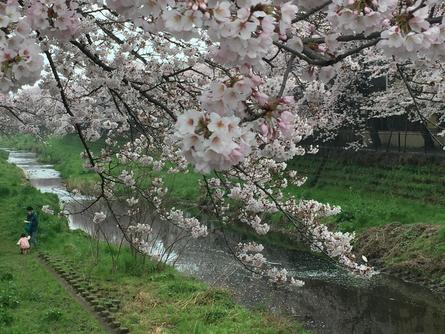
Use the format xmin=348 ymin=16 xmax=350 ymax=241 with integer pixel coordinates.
xmin=0 ymin=135 xmax=202 ymax=202
xmin=1 ymin=134 xmax=445 ymax=286
xmin=287 ymin=153 xmax=445 ymax=231
xmin=3 ymin=135 xmax=445 ymax=230
xmin=287 ymin=151 xmax=445 ymax=286
xmin=0 ymin=147 xmax=307 ymax=333
xmin=0 ymin=134 xmax=100 ymax=193
xmin=0 ymin=151 xmax=105 ymax=333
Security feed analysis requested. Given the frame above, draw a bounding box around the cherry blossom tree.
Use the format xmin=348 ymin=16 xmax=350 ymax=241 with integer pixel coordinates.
xmin=1 ymin=0 xmax=444 ymax=284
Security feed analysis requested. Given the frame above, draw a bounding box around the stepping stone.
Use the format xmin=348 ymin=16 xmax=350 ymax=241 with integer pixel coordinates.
xmin=118 ymin=327 xmax=130 ymax=334
xmin=90 ymin=299 xmax=100 ymax=306
xmin=100 ymin=310 xmax=110 ymax=318
xmin=94 ymin=305 xmax=105 ymax=312
xmin=111 ymin=321 xmax=121 ymax=329
xmin=85 ymin=295 xmax=96 ymax=302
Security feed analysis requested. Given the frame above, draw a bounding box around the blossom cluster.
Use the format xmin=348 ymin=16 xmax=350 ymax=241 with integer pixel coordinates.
xmin=207 ymin=1 xmax=299 ymax=68
xmin=289 ymin=199 xmax=375 ymax=276
xmin=327 ymin=0 xmax=397 ymax=35
xmin=0 ymin=1 xmax=43 ymax=93
xmin=175 ymin=72 xmax=318 ymax=173
xmin=93 ymin=211 xmax=107 ymax=224
xmin=237 ymin=242 xmax=305 ymax=286
xmin=127 ymin=223 xmax=153 ymax=244
xmin=229 ymin=182 xmax=278 ymax=213
xmin=41 ymin=205 xmax=54 ymax=215
xmin=166 ymin=208 xmax=208 ymax=238
xmin=199 ymin=77 xmax=257 ymax=117
xmin=119 ymin=170 xmax=136 ymax=187
xmin=175 ymin=109 xmax=254 ymax=173
xmin=379 ymin=15 xmax=445 ymax=59
xmin=27 ymin=0 xmax=81 ymax=40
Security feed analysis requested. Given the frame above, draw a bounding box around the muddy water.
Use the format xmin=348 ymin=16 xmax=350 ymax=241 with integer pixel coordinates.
xmin=5 ymin=149 xmax=445 ymax=334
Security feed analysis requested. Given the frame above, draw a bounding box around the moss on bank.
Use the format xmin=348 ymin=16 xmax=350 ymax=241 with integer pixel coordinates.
xmin=0 ymin=147 xmax=308 ymax=333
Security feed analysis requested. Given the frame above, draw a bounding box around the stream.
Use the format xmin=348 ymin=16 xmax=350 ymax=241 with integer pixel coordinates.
xmin=4 ymin=149 xmax=445 ymax=334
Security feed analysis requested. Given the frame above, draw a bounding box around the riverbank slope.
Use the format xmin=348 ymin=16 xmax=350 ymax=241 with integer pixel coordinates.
xmin=0 ymin=148 xmax=307 ymax=333
xmin=1 ymin=134 xmax=444 ymax=290
xmin=0 ymin=150 xmax=106 ymax=333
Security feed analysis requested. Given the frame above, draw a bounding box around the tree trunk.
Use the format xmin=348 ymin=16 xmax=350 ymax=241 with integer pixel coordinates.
xmin=368 ymin=119 xmax=381 ymax=150
xmin=420 ymin=125 xmax=435 ymax=152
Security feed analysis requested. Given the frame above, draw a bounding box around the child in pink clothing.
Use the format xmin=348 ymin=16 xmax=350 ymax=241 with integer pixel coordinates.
xmin=17 ymin=233 xmax=31 ymax=254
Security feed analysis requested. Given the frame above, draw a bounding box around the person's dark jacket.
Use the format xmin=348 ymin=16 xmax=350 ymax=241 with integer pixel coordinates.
xmin=27 ymin=212 xmax=38 ymax=233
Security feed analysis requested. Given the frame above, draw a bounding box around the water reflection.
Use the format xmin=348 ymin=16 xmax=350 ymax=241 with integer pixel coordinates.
xmin=5 ymin=149 xmax=445 ymax=334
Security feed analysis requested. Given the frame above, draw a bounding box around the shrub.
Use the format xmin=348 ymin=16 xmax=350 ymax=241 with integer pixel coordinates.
xmin=165 ymin=280 xmax=201 ymax=296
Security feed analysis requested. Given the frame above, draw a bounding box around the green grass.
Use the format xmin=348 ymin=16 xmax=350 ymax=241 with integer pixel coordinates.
xmin=4 ymin=134 xmax=445 ymax=232
xmin=0 ymin=151 xmax=106 ymax=334
xmin=0 ymin=134 xmax=202 ymax=202
xmin=286 ymin=154 xmax=445 ymax=232
xmin=0 ymin=134 xmax=99 ymax=193
xmin=284 ymin=153 xmax=445 ymax=279
xmin=285 ymin=184 xmax=445 ymax=232
xmin=2 ymin=134 xmax=445 ymax=267
xmin=354 ymin=223 xmax=445 ymax=284
xmin=0 ymin=146 xmax=308 ymax=333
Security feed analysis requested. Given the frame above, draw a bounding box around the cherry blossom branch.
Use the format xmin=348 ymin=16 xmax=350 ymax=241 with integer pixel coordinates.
xmin=278 ymin=55 xmax=296 ymax=97
xmin=0 ymin=105 xmax=25 ymax=125
xmin=396 ymin=64 xmax=444 ymax=147
xmin=45 ymin=50 xmax=97 ymax=166
xmin=233 ymin=166 xmax=341 ymax=267
xmin=292 ymin=1 xmax=332 ymax=23
xmin=70 ymin=40 xmax=177 ymax=121
xmin=276 ymin=37 xmax=380 ymax=66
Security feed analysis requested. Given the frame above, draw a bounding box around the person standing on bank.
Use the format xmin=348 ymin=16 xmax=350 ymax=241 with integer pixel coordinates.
xmin=26 ymin=206 xmax=38 ymax=248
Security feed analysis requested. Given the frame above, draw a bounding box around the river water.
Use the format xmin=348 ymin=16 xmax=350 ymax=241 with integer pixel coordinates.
xmin=5 ymin=149 xmax=445 ymax=334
